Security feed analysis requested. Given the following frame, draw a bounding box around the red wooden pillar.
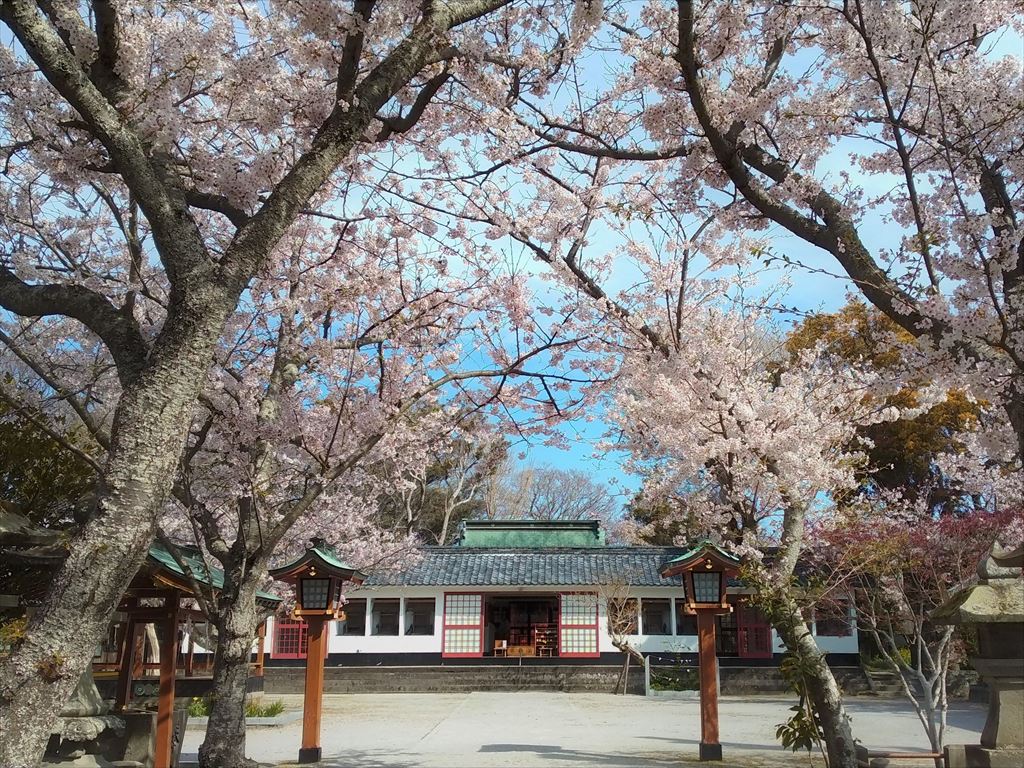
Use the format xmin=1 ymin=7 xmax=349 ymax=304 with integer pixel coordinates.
xmin=114 ymin=618 xmax=137 ymax=710
xmin=697 ymin=611 xmax=722 ymax=761
xmin=132 ymin=627 xmax=146 ymax=678
xmin=299 ymin=616 xmax=328 ymax=763
xmin=155 ymin=592 xmax=181 ymax=768
xmin=255 ymin=620 xmax=267 ymax=677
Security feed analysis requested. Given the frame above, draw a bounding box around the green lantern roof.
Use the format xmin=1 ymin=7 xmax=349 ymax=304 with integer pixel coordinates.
xmin=660 ymin=539 xmax=741 ymax=577
xmin=269 ymin=538 xmax=366 ymax=584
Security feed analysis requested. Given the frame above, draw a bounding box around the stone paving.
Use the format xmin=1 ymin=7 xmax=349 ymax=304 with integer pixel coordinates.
xmin=181 ymin=692 xmax=987 ymax=767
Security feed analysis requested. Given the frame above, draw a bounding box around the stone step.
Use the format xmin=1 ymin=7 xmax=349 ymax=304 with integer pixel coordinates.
xmin=265 ymin=665 xmax=644 ymax=695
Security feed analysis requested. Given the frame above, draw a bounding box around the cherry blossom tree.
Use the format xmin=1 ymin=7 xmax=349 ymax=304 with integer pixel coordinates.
xmin=429 ymin=153 xmax=891 ymax=763
xmin=161 ymin=226 xmax=578 ymax=766
xmin=409 ymin=9 xmax=1021 ymax=759
xmin=498 ymin=0 xmax=1024 ymax=474
xmin=0 ymin=2 xmax=596 ymax=763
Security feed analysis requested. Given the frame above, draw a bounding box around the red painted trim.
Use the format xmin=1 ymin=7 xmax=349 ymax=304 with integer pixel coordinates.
xmin=558 ymin=591 xmax=601 ymax=658
xmin=272 ymin=618 xmax=308 ymax=660
xmin=441 ymin=592 xmax=484 ymax=658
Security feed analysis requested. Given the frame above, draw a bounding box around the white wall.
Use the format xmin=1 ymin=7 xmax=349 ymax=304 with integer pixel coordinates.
xmin=264 ymin=585 xmax=860 ymax=658
xmin=332 ymin=587 xmax=444 ymax=655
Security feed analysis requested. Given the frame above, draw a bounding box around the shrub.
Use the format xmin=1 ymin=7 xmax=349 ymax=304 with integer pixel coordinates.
xmin=650 ymin=666 xmax=699 ymax=691
xmin=186 ymin=697 xmax=285 ymax=718
xmin=246 ymin=698 xmax=285 ymax=717
xmin=187 ymin=697 xmax=210 ymax=717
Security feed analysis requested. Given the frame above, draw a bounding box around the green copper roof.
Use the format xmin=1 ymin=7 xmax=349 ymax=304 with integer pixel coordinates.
xmin=662 ymin=539 xmax=741 ymax=570
xmin=457 ymin=519 xmax=606 ymax=549
xmin=148 ymin=541 xmax=281 ymax=605
xmin=268 ymin=538 xmax=366 ymax=582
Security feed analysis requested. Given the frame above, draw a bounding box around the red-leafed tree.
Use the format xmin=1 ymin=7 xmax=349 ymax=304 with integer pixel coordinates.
xmin=810 ymin=504 xmax=1024 ymax=761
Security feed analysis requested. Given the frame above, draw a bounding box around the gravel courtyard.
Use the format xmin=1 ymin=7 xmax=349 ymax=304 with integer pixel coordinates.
xmin=181 ymin=692 xmax=987 ymax=767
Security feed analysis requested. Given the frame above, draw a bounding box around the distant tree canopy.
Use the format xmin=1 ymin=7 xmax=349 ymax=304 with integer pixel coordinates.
xmin=0 ymin=403 xmax=95 ymax=530
xmin=375 ymin=432 xmax=507 ymax=545
xmin=623 ymin=492 xmax=698 ymax=546
xmin=482 ymin=464 xmax=622 ymax=530
xmin=785 ymin=302 xmax=981 ymax=514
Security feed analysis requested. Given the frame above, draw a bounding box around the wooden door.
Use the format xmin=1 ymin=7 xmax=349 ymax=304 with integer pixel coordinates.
xmin=737 ymin=604 xmax=772 ymax=659
xmin=558 ymin=593 xmax=599 ymax=658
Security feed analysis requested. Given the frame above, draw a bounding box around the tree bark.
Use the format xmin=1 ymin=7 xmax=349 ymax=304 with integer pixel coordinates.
xmin=198 ymin=571 xmax=262 ymax=768
xmin=0 ymin=291 xmax=246 ymax=768
xmin=773 ymin=602 xmax=859 ymax=768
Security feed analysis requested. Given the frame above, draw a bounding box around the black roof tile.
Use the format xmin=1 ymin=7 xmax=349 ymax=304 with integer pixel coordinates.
xmin=363 ymin=546 xmax=690 ymax=588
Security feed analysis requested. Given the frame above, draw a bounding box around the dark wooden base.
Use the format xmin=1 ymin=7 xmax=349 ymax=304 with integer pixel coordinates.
xmin=699 ymin=742 xmax=723 ymax=761
xmin=298 ymin=746 xmax=322 ymax=763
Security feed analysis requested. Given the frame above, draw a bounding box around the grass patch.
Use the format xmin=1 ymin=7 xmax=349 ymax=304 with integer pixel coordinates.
xmin=187 ymin=696 xmax=285 ymax=718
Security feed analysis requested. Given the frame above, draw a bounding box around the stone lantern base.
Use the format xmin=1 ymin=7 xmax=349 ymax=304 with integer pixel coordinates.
xmin=943 ymin=744 xmax=1024 ymax=768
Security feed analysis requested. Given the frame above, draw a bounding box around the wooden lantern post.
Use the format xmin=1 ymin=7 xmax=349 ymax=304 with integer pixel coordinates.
xmin=661 ymin=542 xmax=741 ymax=762
xmin=269 ymin=538 xmax=365 ymax=764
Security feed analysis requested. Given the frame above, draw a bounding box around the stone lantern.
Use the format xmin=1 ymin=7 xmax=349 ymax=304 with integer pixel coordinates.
xmin=932 ymin=538 xmax=1024 ymax=768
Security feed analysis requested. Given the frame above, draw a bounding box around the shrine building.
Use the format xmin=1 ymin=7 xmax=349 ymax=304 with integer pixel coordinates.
xmin=263 ymin=519 xmax=860 ymax=667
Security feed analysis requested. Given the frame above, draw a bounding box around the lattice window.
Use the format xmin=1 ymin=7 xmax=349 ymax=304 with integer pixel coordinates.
xmin=560 ymin=593 xmax=598 ymax=625
xmin=560 ymin=627 xmax=598 ymax=655
xmin=559 ymin=592 xmax=599 ymax=658
xmin=444 ymin=594 xmax=481 ymax=625
xmin=443 ymin=628 xmax=480 ymax=655
xmin=273 ymin=619 xmax=308 ymax=659
xmin=442 ymin=593 xmax=482 ymax=657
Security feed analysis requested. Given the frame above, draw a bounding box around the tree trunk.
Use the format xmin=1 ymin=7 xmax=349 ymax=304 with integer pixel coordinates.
xmin=0 ymin=290 xmax=247 ymax=768
xmin=198 ymin=568 xmax=262 ymax=768
xmin=774 ymin=604 xmax=859 ymax=768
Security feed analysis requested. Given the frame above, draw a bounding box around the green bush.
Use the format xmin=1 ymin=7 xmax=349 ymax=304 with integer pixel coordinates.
xmin=864 ymin=648 xmax=911 ymax=670
xmin=186 ymin=697 xmax=285 ymax=718
xmin=246 ymin=698 xmax=285 ymax=717
xmin=650 ymin=667 xmax=699 ymax=691
xmin=187 ymin=697 xmax=210 ymax=717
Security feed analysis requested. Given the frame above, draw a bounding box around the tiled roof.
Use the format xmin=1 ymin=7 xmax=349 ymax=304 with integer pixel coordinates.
xmin=363 ymin=547 xmax=689 ymax=588
xmin=148 ymin=542 xmax=282 ymax=605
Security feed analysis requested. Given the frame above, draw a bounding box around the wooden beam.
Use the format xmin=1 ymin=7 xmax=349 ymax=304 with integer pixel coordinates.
xmin=154 ymin=593 xmax=181 ymax=768
xmin=298 ymin=617 xmax=328 ymax=763
xmin=114 ymin=619 xmax=137 ymax=710
xmin=255 ymin=620 xmax=267 ymax=678
xmin=697 ymin=610 xmax=722 ymax=761
xmin=131 ymin=625 xmax=145 ymax=679
xmin=185 ymin=631 xmax=195 ymax=678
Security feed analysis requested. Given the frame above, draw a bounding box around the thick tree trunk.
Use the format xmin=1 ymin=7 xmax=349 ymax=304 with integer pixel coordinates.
xmin=774 ymin=603 xmax=859 ymax=768
xmin=198 ymin=569 xmax=262 ymax=768
xmin=0 ymin=292 xmax=245 ymax=768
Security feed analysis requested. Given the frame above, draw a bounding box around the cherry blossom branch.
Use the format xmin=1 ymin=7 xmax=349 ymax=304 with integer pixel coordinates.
xmin=220 ymin=0 xmax=510 ymax=287
xmin=0 ymin=327 xmax=112 ymax=449
xmin=0 ymin=0 xmax=210 ymax=287
xmin=0 ymin=266 xmax=148 ymax=381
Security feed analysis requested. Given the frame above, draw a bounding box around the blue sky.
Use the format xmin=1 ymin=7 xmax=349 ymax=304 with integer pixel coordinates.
xmin=506 ymin=18 xmax=1024 ymax=510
